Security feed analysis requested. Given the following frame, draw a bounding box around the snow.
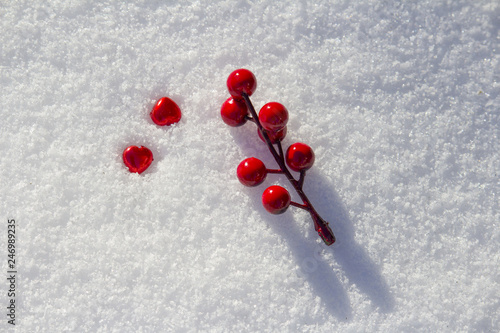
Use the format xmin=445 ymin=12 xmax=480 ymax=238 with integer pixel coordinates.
xmin=1 ymin=0 xmax=499 ymax=331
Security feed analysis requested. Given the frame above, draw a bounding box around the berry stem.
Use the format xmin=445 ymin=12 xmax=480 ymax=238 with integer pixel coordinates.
xmin=298 ymin=170 xmax=306 ymax=189
xmin=290 ymin=201 xmax=308 ymax=210
xmin=241 ymin=93 xmax=336 ymax=245
xmin=266 ymin=169 xmax=284 ymax=174
xmin=277 ymin=141 xmax=285 ymax=162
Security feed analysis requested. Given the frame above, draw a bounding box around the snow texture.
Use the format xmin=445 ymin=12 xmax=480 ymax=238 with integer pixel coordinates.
xmin=1 ymin=0 xmax=499 ymax=332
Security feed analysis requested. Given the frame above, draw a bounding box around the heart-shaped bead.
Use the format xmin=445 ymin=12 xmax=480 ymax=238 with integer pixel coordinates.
xmin=123 ymin=146 xmax=154 ymax=174
xmin=150 ymin=97 xmax=182 ymax=126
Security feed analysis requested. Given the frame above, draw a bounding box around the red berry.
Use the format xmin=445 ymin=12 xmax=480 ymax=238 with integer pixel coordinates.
xmin=259 ymin=102 xmax=288 ymax=131
xmin=262 ymin=185 xmax=292 ymax=214
xmin=286 ymin=142 xmax=315 ymax=172
xmin=262 ymin=185 xmax=291 ymax=214
xmin=123 ymin=146 xmax=154 ymax=174
xmin=237 ymin=157 xmax=267 ymax=186
xmin=150 ymin=97 xmax=182 ymax=126
xmin=221 ymin=97 xmax=248 ymax=127
xmin=257 ymin=126 xmax=287 ymax=144
xmin=227 ymin=69 xmax=257 ymax=98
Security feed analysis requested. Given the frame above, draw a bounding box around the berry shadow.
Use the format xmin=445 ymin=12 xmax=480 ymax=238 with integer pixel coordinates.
xmin=305 ymin=169 xmax=395 ymax=313
xmin=246 ymin=184 xmax=352 ymax=321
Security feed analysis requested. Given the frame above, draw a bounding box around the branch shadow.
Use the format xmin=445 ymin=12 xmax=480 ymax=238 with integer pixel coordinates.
xmin=305 ymin=169 xmax=395 ymax=313
xmin=247 ymin=186 xmax=352 ymax=321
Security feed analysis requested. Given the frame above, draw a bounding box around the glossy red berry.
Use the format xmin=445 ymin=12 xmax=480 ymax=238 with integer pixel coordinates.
xmin=257 ymin=126 xmax=287 ymax=144
xmin=259 ymin=102 xmax=288 ymax=132
xmin=227 ymin=69 xmax=257 ymax=98
xmin=237 ymin=157 xmax=267 ymax=186
xmin=262 ymin=185 xmax=291 ymax=214
xmin=123 ymin=146 xmax=154 ymax=174
xmin=221 ymin=97 xmax=248 ymax=127
xmin=286 ymin=142 xmax=315 ymax=172
xmin=150 ymin=97 xmax=182 ymax=126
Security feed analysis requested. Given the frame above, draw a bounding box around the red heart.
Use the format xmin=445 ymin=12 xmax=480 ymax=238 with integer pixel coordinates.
xmin=150 ymin=97 xmax=182 ymax=126
xmin=123 ymin=146 xmax=154 ymax=174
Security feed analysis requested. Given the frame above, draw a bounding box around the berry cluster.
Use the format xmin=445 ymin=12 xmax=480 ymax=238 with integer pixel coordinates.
xmin=221 ymin=69 xmax=335 ymax=245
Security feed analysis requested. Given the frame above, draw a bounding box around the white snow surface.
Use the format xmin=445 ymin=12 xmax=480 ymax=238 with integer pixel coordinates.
xmin=1 ymin=0 xmax=499 ymax=332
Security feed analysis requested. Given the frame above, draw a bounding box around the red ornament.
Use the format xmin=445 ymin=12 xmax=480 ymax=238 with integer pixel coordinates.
xmin=237 ymin=157 xmax=267 ymax=186
xmin=221 ymin=97 xmax=248 ymax=127
xmin=262 ymin=185 xmax=291 ymax=214
xmin=258 ymin=102 xmax=289 ymax=132
xmin=227 ymin=69 xmax=257 ymax=98
xmin=286 ymin=142 xmax=315 ymax=172
xmin=150 ymin=97 xmax=182 ymax=126
xmin=123 ymin=146 xmax=154 ymax=174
